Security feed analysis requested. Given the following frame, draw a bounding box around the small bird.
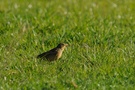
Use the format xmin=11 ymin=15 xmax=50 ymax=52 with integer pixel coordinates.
xmin=37 ymin=43 xmax=68 ymax=61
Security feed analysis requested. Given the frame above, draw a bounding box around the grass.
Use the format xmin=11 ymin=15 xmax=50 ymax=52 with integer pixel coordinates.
xmin=0 ymin=0 xmax=135 ymax=89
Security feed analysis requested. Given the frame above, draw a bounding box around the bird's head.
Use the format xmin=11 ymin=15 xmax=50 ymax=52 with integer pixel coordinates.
xmin=57 ymin=43 xmax=68 ymax=50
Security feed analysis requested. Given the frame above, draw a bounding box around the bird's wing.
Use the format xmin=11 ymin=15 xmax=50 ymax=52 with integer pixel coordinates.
xmin=37 ymin=48 xmax=58 ymax=58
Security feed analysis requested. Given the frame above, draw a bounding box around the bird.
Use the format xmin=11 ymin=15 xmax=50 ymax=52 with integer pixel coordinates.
xmin=37 ymin=43 xmax=68 ymax=61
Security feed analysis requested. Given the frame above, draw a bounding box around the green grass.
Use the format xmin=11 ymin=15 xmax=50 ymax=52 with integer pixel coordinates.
xmin=0 ymin=0 xmax=135 ymax=89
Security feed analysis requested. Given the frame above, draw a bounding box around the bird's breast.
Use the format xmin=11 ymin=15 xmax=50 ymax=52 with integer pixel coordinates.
xmin=56 ymin=50 xmax=63 ymax=59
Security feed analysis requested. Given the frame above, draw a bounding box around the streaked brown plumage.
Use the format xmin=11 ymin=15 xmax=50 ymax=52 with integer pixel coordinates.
xmin=37 ymin=43 xmax=68 ymax=61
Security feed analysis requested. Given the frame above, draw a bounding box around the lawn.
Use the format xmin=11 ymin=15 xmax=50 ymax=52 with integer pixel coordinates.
xmin=0 ymin=0 xmax=135 ymax=90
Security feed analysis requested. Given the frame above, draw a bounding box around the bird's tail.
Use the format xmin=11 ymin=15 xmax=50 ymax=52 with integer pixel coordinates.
xmin=37 ymin=54 xmax=44 ymax=58
xmin=37 ymin=52 xmax=47 ymax=58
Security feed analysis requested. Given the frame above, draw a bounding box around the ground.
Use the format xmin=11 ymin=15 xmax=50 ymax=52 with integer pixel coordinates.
xmin=0 ymin=0 xmax=135 ymax=89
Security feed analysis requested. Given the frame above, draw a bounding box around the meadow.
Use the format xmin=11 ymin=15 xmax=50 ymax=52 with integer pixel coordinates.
xmin=0 ymin=0 xmax=135 ymax=89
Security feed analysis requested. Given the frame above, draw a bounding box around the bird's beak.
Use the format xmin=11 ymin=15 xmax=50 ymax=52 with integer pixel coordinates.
xmin=64 ymin=44 xmax=68 ymax=46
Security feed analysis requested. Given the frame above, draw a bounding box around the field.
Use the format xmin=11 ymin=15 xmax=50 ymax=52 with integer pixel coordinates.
xmin=0 ymin=0 xmax=135 ymax=89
